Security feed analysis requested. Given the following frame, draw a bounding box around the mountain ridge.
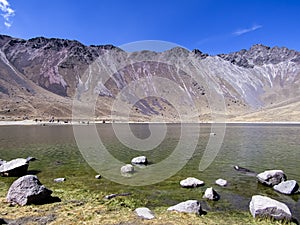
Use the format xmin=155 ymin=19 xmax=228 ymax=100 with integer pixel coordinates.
xmin=0 ymin=34 xmax=299 ymax=122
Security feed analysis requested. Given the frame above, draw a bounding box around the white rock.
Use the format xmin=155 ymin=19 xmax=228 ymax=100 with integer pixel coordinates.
xmin=131 ymin=156 xmax=148 ymax=165
xmin=203 ymin=187 xmax=220 ymax=201
xmin=215 ymin=178 xmax=227 ymax=187
xmin=0 ymin=158 xmax=28 ymax=176
xmin=167 ymin=200 xmax=202 ymax=214
xmin=249 ymin=195 xmax=292 ymax=221
xmin=180 ymin=177 xmax=204 ymax=188
xmin=256 ymin=170 xmax=286 ymax=186
xmin=120 ymin=164 xmax=134 ymax=174
xmin=135 ymin=207 xmax=155 ymax=220
xmin=95 ymin=174 xmax=101 ymax=179
xmin=54 ymin=178 xmax=66 ymax=182
xmin=273 ymin=180 xmax=299 ymax=195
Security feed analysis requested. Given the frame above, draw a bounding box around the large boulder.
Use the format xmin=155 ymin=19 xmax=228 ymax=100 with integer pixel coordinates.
xmin=0 ymin=158 xmax=29 ymax=177
xmin=135 ymin=207 xmax=155 ymax=220
xmin=256 ymin=170 xmax=286 ymax=186
xmin=180 ymin=177 xmax=204 ymax=188
xmin=167 ymin=200 xmax=203 ymax=215
xmin=273 ymin=180 xmax=299 ymax=195
xmin=203 ymin=187 xmax=220 ymax=201
xmin=249 ymin=195 xmax=292 ymax=221
xmin=131 ymin=156 xmax=148 ymax=165
xmin=7 ymin=175 xmax=53 ymax=206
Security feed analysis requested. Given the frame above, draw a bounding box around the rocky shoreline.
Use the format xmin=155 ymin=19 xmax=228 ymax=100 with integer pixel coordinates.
xmin=0 ymin=155 xmax=299 ymax=224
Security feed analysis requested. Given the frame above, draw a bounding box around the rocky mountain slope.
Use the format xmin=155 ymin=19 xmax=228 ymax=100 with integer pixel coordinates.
xmin=0 ymin=35 xmax=299 ymax=122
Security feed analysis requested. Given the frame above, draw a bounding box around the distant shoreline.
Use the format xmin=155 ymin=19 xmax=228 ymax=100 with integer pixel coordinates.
xmin=0 ymin=120 xmax=300 ymax=126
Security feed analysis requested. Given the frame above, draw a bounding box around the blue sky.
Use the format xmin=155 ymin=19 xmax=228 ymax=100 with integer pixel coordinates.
xmin=0 ymin=0 xmax=299 ymax=54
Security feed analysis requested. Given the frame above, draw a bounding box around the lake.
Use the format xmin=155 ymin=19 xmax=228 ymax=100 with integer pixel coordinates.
xmin=0 ymin=123 xmax=299 ymax=220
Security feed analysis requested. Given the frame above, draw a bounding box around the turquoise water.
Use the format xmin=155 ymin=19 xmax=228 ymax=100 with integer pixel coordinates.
xmin=0 ymin=124 xmax=299 ymax=219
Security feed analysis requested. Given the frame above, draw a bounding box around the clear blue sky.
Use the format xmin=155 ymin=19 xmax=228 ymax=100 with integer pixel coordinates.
xmin=1 ymin=0 xmax=299 ymax=54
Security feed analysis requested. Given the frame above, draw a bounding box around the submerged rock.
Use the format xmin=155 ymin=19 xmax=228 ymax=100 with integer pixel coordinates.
xmin=167 ymin=200 xmax=203 ymax=215
xmin=135 ymin=207 xmax=155 ymax=220
xmin=120 ymin=164 xmax=134 ymax=174
xmin=234 ymin=165 xmax=257 ymax=176
xmin=7 ymin=175 xmax=53 ymax=206
xmin=256 ymin=170 xmax=286 ymax=186
xmin=249 ymin=195 xmax=292 ymax=221
xmin=54 ymin=178 xmax=66 ymax=183
xmin=203 ymin=187 xmax=220 ymax=201
xmin=180 ymin=177 xmax=204 ymax=188
xmin=0 ymin=158 xmax=28 ymax=177
xmin=215 ymin=178 xmax=227 ymax=187
xmin=131 ymin=156 xmax=148 ymax=165
xmin=273 ymin=180 xmax=299 ymax=195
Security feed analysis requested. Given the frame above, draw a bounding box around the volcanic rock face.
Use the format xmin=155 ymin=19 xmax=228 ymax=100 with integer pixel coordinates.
xmin=0 ymin=35 xmax=300 ymax=122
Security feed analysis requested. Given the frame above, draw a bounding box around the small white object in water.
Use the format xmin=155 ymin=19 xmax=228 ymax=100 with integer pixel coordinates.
xmin=54 ymin=178 xmax=66 ymax=183
xmin=95 ymin=174 xmax=101 ymax=179
xmin=215 ymin=178 xmax=228 ymax=187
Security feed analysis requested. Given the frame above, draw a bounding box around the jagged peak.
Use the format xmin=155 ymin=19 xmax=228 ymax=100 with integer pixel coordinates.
xmin=162 ymin=47 xmax=190 ymax=57
xmin=249 ymin=44 xmax=271 ymax=51
xmin=0 ymin=34 xmax=119 ymax=51
xmin=218 ymin=43 xmax=300 ymax=68
xmin=192 ymin=49 xmax=209 ymax=59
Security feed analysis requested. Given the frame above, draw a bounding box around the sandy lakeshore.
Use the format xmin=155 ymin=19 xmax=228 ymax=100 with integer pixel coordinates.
xmin=0 ymin=120 xmax=300 ymax=126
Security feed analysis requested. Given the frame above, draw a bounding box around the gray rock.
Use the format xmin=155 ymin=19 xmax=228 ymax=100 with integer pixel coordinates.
xmin=135 ymin=207 xmax=155 ymax=220
xmin=104 ymin=192 xmax=131 ymax=200
xmin=180 ymin=177 xmax=204 ymax=188
xmin=5 ymin=214 xmax=56 ymax=225
xmin=273 ymin=180 xmax=299 ymax=195
xmin=131 ymin=156 xmax=148 ymax=165
xmin=167 ymin=200 xmax=203 ymax=215
xmin=0 ymin=158 xmax=29 ymax=177
xmin=54 ymin=178 xmax=66 ymax=182
xmin=256 ymin=170 xmax=286 ymax=186
xmin=203 ymin=187 xmax=220 ymax=201
xmin=234 ymin=165 xmax=257 ymax=176
xmin=6 ymin=175 xmax=53 ymax=206
xmin=249 ymin=195 xmax=292 ymax=221
xmin=120 ymin=164 xmax=134 ymax=174
xmin=215 ymin=178 xmax=227 ymax=187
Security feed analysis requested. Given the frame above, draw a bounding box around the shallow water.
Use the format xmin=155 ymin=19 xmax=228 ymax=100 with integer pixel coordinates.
xmin=0 ymin=123 xmax=299 ymax=219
